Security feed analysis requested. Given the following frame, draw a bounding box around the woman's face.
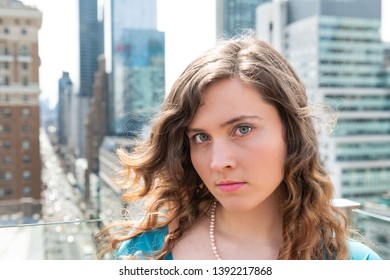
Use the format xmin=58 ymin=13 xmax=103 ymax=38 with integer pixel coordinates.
xmin=187 ymin=78 xmax=286 ymax=212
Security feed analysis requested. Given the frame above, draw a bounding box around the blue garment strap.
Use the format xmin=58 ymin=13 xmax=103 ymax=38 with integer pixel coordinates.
xmin=116 ymin=226 xmax=173 ymax=260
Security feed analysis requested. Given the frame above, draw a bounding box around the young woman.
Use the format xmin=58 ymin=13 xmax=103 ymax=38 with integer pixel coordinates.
xmin=97 ymin=35 xmax=382 ymax=260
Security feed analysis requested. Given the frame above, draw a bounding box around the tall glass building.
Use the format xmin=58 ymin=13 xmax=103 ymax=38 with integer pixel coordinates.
xmin=79 ymin=0 xmax=104 ymax=97
xmin=109 ymin=0 xmax=164 ymax=135
xmin=216 ymin=0 xmax=271 ymax=38
xmin=113 ymin=29 xmax=165 ymax=136
xmin=284 ymin=0 xmax=390 ymax=201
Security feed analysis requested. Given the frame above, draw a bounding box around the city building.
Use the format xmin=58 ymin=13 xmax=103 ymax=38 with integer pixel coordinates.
xmin=79 ymin=0 xmax=104 ymax=98
xmin=73 ymin=0 xmax=104 ymax=158
xmin=257 ymin=0 xmax=390 ymax=202
xmin=114 ymin=28 xmax=165 ymax=136
xmin=107 ymin=0 xmax=165 ymax=135
xmin=85 ymin=55 xmax=108 ymax=202
xmin=256 ymin=0 xmax=287 ymax=53
xmin=385 ymin=42 xmax=390 ymax=85
xmin=0 ymin=0 xmax=42 ymax=219
xmin=57 ymin=72 xmax=73 ymax=148
xmin=216 ymin=0 xmax=271 ymax=39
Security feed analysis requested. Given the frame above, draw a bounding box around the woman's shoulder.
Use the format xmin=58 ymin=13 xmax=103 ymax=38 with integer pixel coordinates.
xmin=116 ymin=225 xmax=171 ymax=259
xmin=347 ymin=239 xmax=382 ymax=260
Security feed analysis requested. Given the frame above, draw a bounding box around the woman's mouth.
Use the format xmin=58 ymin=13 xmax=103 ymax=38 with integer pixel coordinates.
xmin=216 ymin=181 xmax=246 ymax=192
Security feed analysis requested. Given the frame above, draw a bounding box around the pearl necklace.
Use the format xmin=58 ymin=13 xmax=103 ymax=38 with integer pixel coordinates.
xmin=210 ymin=200 xmax=222 ymax=260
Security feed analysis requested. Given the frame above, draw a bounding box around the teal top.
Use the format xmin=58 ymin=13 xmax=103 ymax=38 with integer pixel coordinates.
xmin=116 ymin=226 xmax=382 ymax=260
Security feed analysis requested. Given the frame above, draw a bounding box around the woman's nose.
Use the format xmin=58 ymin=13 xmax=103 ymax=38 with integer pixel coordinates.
xmin=209 ymin=140 xmax=236 ymax=171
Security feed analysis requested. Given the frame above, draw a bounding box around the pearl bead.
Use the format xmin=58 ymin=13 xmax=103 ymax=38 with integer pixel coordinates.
xmin=210 ymin=200 xmax=222 ymax=260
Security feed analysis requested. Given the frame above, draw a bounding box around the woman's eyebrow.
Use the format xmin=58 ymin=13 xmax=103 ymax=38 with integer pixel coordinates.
xmin=186 ymin=127 xmax=204 ymax=135
xmin=219 ymin=115 xmax=262 ymax=127
xmin=187 ymin=115 xmax=261 ymax=134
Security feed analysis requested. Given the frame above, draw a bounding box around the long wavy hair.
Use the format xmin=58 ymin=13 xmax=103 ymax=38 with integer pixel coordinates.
xmin=97 ymin=35 xmax=350 ymax=259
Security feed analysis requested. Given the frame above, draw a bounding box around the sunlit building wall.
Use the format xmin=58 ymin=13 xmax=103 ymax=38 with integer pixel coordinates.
xmin=257 ymin=0 xmax=389 ymax=201
xmin=0 ymin=0 xmax=42 ymax=218
xmin=216 ymin=0 xmax=271 ymax=39
xmin=256 ymin=0 xmax=288 ymax=54
xmin=284 ymin=0 xmax=390 ymax=201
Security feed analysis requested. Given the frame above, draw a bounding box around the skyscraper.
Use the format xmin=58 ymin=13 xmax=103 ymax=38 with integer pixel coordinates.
xmin=79 ymin=0 xmax=104 ymax=97
xmin=0 ymin=0 xmax=42 ymax=219
xmin=57 ymin=72 xmax=73 ymax=147
xmin=108 ymin=0 xmax=165 ymax=135
xmin=72 ymin=0 xmax=105 ymax=158
xmin=257 ymin=0 xmax=390 ymax=201
xmin=216 ymin=0 xmax=271 ymax=38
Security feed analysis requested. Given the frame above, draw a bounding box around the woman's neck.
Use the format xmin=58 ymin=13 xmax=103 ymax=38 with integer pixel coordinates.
xmin=218 ymin=203 xmax=282 ymax=243
xmin=213 ymin=194 xmax=283 ymax=259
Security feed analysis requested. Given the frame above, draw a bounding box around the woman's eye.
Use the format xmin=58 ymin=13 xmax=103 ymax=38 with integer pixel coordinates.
xmin=194 ymin=133 xmax=209 ymax=143
xmin=236 ymin=125 xmax=252 ymax=136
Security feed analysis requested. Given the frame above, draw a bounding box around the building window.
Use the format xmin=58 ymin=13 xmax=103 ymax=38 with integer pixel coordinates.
xmin=22 ymin=155 xmax=30 ymax=164
xmin=23 ymin=186 xmax=32 ymax=196
xmin=22 ymin=62 xmax=28 ymax=70
xmin=0 ymin=187 xmax=11 ymax=197
xmin=21 ymin=29 xmax=27 ymax=35
xmin=20 ymin=45 xmax=29 ymax=56
xmin=23 ymin=78 xmax=28 ymax=86
xmin=4 ymin=156 xmax=12 ymax=165
xmin=3 ymin=108 xmax=11 ymax=118
xmin=4 ymin=140 xmax=11 ymax=149
xmin=22 ymin=108 xmax=30 ymax=118
xmin=4 ymin=27 xmax=9 ymax=34
xmin=22 ymin=139 xmax=30 ymax=150
xmin=5 ymin=171 xmax=12 ymax=181
xmin=22 ymin=124 xmax=30 ymax=134
xmin=22 ymin=170 xmax=31 ymax=181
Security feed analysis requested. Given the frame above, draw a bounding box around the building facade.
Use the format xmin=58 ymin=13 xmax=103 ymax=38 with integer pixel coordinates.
xmin=256 ymin=0 xmax=288 ymax=53
xmin=108 ymin=0 xmax=164 ymax=135
xmin=286 ymin=0 xmax=389 ymax=201
xmin=257 ymin=0 xmax=390 ymax=202
xmin=216 ymin=0 xmax=271 ymax=39
xmin=85 ymin=55 xmax=108 ymax=202
xmin=79 ymin=0 xmax=104 ymax=98
xmin=0 ymin=0 xmax=42 ymax=218
xmin=57 ymin=72 xmax=73 ymax=147
xmin=73 ymin=0 xmax=105 ymax=158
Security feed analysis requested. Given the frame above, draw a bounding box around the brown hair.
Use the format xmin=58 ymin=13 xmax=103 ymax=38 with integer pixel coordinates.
xmin=97 ymin=34 xmax=349 ymax=260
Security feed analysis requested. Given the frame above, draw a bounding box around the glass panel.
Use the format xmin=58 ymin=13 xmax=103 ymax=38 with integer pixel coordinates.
xmin=351 ymin=209 xmax=390 ymax=260
xmin=0 ymin=219 xmax=102 ymax=260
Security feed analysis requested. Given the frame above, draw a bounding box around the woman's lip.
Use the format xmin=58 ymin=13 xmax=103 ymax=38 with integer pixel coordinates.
xmin=216 ymin=182 xmax=245 ymax=192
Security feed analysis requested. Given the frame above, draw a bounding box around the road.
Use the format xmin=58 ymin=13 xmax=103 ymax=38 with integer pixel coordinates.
xmin=40 ymin=128 xmax=97 ymax=259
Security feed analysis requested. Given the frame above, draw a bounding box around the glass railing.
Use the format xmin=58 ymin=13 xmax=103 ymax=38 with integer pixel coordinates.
xmin=1 ymin=202 xmax=389 ymax=260
xmin=0 ymin=218 xmax=102 ymax=260
xmin=351 ymin=208 xmax=390 ymax=260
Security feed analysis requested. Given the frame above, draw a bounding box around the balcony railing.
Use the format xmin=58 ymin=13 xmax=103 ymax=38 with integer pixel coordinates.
xmin=1 ymin=199 xmax=389 ymax=260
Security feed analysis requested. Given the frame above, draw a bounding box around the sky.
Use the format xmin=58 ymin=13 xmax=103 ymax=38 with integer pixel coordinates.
xmin=18 ymin=0 xmax=390 ymax=108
